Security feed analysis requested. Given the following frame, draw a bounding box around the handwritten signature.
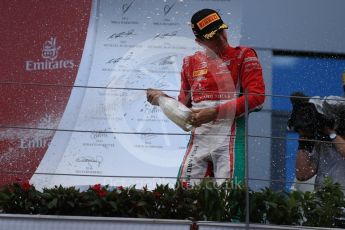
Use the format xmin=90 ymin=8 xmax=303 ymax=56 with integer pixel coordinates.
xmin=106 ymin=52 xmax=133 ymax=64
xmin=140 ymin=128 xmax=158 ymax=142
xmin=108 ymin=29 xmax=136 ymax=40
xmin=150 ymin=55 xmax=177 ymax=65
xmin=164 ymin=3 xmax=176 ymax=16
xmin=153 ymin=31 xmax=178 ymax=39
xmin=90 ymin=131 xmax=107 ymax=140
xmin=76 ymin=156 xmax=103 ymax=168
xmin=122 ymin=0 xmax=135 ymax=14
xmin=141 ymin=102 xmax=160 ymax=114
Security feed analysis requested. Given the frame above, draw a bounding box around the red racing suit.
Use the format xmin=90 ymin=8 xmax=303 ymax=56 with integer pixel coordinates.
xmin=177 ymin=45 xmax=265 ymax=186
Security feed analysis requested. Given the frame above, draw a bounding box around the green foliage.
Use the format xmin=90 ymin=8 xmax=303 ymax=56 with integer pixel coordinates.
xmin=0 ymin=179 xmax=344 ymax=228
xmin=306 ymin=178 xmax=345 ymax=227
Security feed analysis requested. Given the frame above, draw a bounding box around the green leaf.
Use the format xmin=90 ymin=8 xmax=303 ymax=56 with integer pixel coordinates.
xmin=67 ymin=201 xmax=75 ymax=208
xmin=109 ymin=201 xmax=118 ymax=210
xmin=136 ymin=201 xmax=147 ymax=207
xmin=47 ymin=198 xmax=58 ymax=209
xmin=0 ymin=192 xmax=10 ymax=201
xmin=40 ymin=193 xmax=53 ymax=199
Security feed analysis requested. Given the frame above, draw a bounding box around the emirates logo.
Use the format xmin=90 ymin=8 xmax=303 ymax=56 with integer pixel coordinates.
xmin=42 ymin=37 xmax=61 ymax=61
xmin=25 ymin=36 xmax=74 ymax=71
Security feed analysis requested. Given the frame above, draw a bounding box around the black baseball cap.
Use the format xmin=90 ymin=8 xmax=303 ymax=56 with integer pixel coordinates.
xmin=191 ymin=9 xmax=228 ymax=40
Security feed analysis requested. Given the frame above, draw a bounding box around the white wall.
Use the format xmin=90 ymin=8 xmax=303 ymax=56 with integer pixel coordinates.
xmin=248 ymin=50 xmax=272 ymax=189
xmin=242 ymin=0 xmax=345 ymax=190
xmin=242 ymin=0 xmax=345 ymax=54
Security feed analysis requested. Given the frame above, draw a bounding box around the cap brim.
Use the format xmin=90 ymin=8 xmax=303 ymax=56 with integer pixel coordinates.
xmin=203 ymin=23 xmax=228 ymax=39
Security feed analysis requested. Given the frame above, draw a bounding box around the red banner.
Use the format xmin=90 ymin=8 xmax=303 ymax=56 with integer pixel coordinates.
xmin=0 ymin=0 xmax=92 ymax=185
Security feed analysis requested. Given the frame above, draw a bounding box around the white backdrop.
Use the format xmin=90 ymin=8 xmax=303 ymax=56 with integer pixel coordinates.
xmin=31 ymin=0 xmax=243 ymax=189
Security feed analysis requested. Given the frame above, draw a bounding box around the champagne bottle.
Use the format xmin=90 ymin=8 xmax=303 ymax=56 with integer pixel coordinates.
xmin=158 ymin=96 xmax=192 ymax=131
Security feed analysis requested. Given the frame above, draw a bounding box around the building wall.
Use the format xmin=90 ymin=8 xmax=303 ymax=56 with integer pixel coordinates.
xmin=242 ymin=0 xmax=345 ymax=53
xmin=241 ymin=0 xmax=345 ymax=190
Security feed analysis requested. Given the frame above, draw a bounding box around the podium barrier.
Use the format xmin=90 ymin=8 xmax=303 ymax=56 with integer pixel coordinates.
xmin=0 ymin=214 xmax=192 ymax=230
xmin=0 ymin=214 xmax=343 ymax=230
xmin=197 ymin=221 xmax=343 ymax=230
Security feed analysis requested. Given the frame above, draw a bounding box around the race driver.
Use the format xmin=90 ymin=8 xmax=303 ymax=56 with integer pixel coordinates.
xmin=147 ymin=9 xmax=265 ymax=187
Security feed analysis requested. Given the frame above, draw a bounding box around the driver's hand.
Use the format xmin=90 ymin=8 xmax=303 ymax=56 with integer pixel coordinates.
xmin=146 ymin=88 xmax=165 ymax=106
xmin=190 ymin=108 xmax=218 ymax=127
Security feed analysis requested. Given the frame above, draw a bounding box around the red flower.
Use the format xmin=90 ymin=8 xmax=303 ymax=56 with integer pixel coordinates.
xmin=117 ymin=186 xmax=124 ymax=191
xmin=21 ymin=181 xmax=31 ymax=191
xmin=154 ymin=191 xmax=161 ymax=199
xmin=91 ymin=184 xmax=107 ymax=197
xmin=91 ymin=184 xmax=102 ymax=192
xmin=98 ymin=190 xmax=107 ymax=198
xmin=182 ymin=181 xmax=189 ymax=189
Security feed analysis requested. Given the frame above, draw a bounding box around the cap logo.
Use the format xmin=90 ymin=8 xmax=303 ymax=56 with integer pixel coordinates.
xmin=197 ymin=13 xmax=220 ymax=30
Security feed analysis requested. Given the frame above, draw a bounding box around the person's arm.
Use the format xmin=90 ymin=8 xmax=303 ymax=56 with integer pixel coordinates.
xmin=295 ymin=139 xmax=318 ymax=181
xmin=215 ymin=48 xmax=265 ymax=119
xmin=177 ymin=57 xmax=192 ymax=108
xmin=296 ymin=150 xmax=318 ymax=181
xmin=322 ymin=128 xmax=345 ymax=158
xmin=331 ymin=133 xmax=345 ymax=158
